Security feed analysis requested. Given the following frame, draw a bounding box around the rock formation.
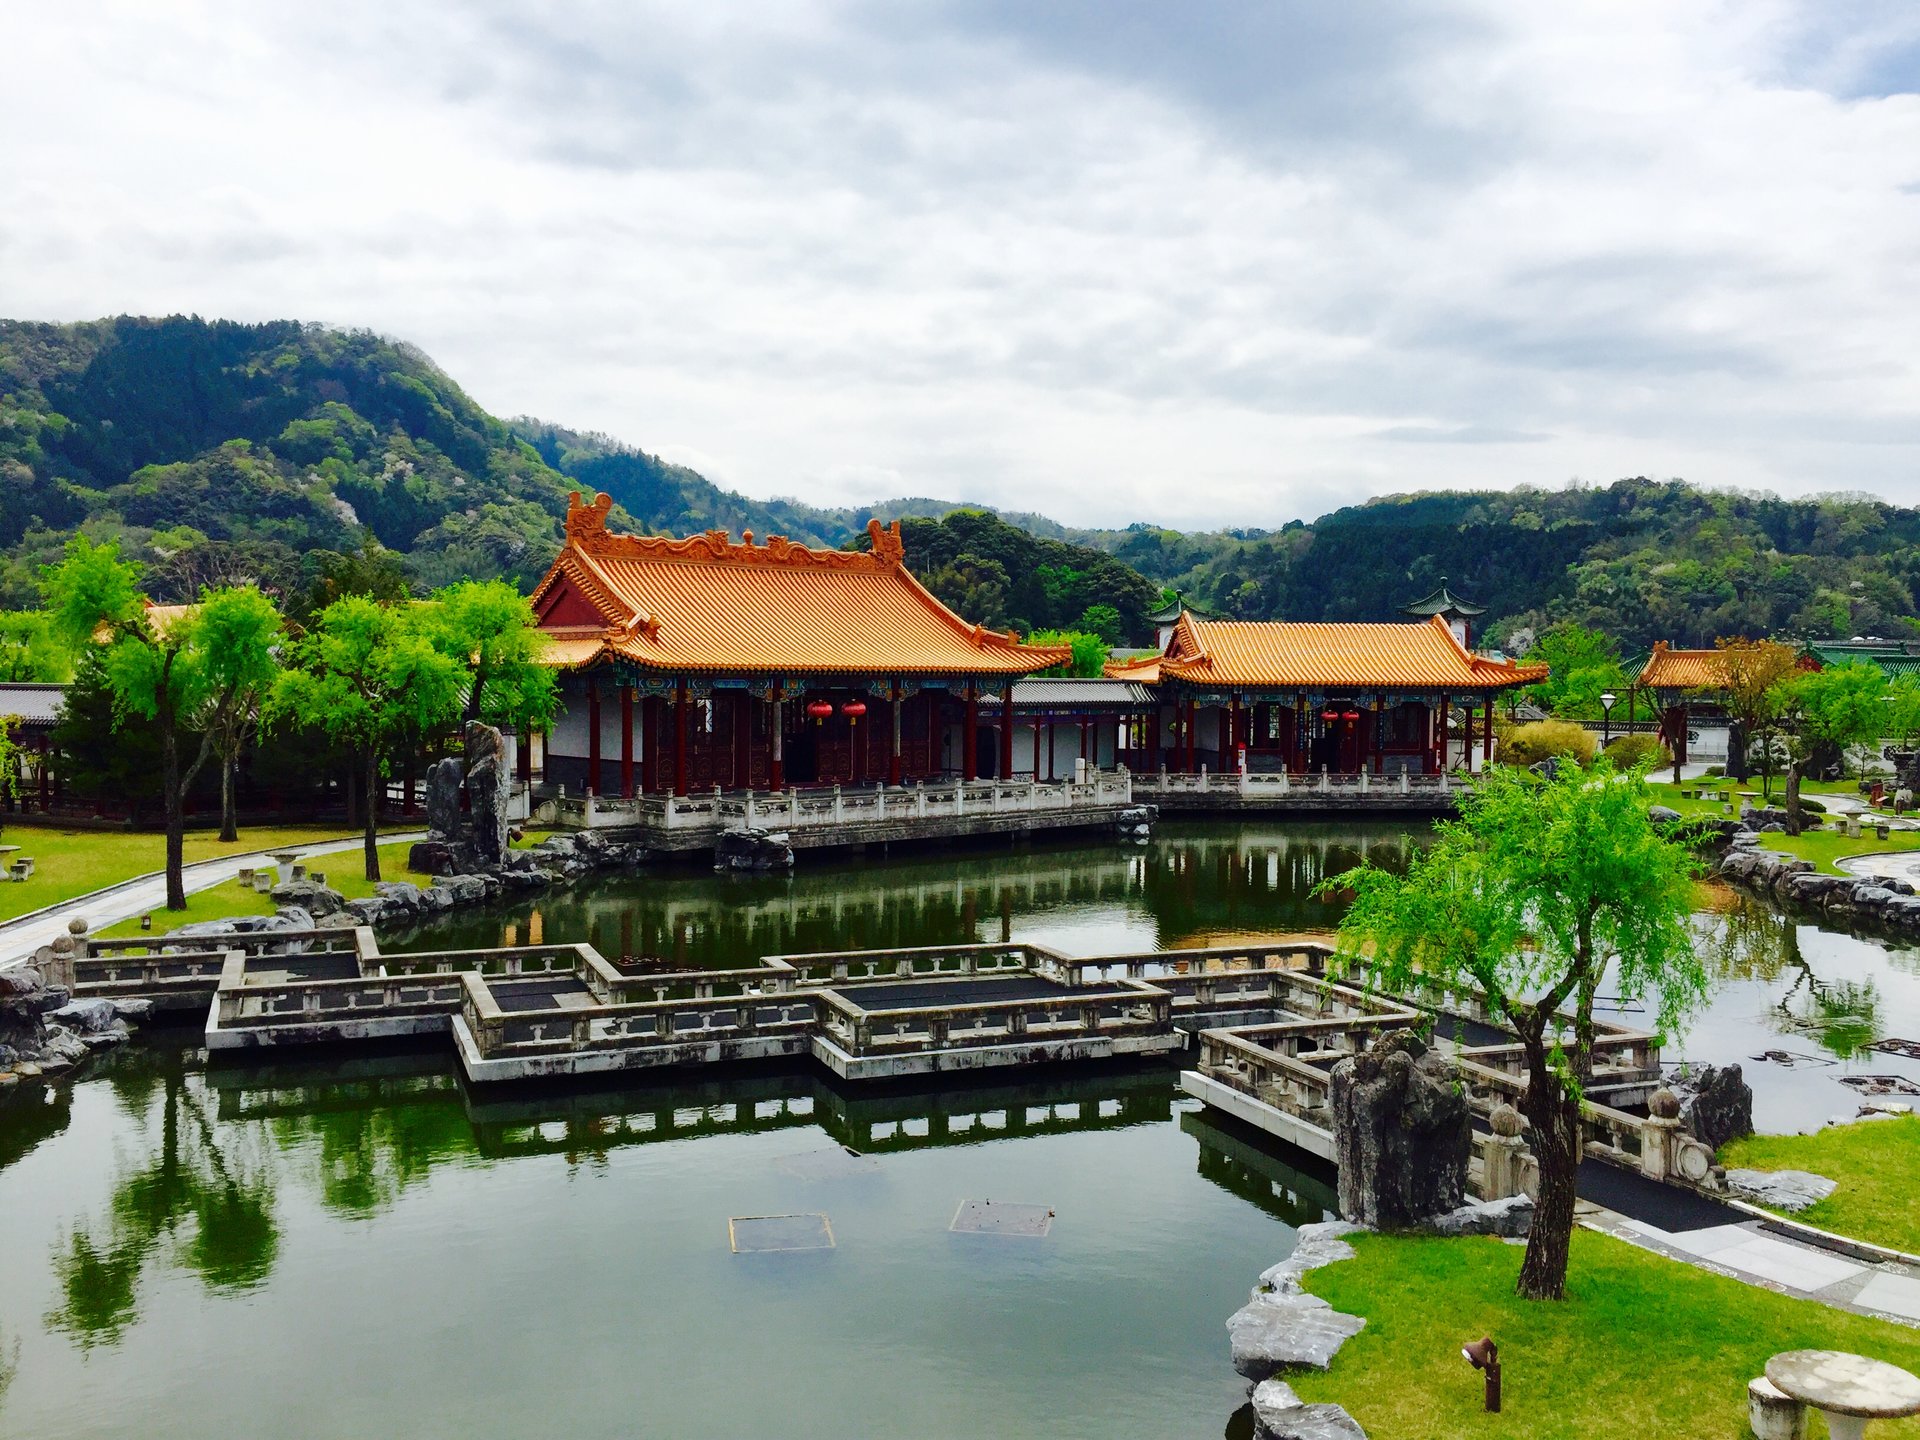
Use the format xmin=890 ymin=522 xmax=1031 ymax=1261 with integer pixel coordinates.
xmin=714 ymin=828 xmax=795 ymax=872
xmin=1726 ymin=1168 xmax=1838 ymax=1211
xmin=1670 ymin=1063 xmax=1754 ymax=1152
xmin=1330 ymin=1029 xmax=1470 ymax=1227
xmin=462 ymin=720 xmax=511 ymax=868
xmin=0 ymin=962 xmax=146 ymax=1085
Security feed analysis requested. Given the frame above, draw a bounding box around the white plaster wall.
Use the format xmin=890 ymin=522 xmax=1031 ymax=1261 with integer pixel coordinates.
xmin=548 ymin=678 xmax=591 ymax=758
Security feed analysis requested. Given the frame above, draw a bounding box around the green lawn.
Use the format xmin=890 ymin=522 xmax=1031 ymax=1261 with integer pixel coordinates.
xmin=1722 ymin=1116 xmax=1920 ymax=1255
xmin=0 ymin=824 xmax=419 ymax=925
xmin=96 ymin=839 xmax=430 ymax=938
xmin=1648 ymin=778 xmax=1920 ymax=875
xmin=1288 ymin=1229 xmax=1920 ymax=1439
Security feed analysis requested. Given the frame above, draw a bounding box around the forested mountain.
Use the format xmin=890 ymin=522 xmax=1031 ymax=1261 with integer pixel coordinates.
xmin=5 ymin=315 xmax=1919 ymax=652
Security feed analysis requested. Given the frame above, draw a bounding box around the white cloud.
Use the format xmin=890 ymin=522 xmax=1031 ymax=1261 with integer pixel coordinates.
xmin=1 ymin=0 xmax=1917 ymax=528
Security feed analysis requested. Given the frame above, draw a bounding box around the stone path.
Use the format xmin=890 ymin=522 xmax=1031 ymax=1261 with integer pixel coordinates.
xmin=0 ymin=832 xmax=427 ymax=966
xmin=1592 ymin=1209 xmax=1920 ymax=1326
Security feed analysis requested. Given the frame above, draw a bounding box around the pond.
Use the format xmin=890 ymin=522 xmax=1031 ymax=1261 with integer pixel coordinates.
xmin=2 ymin=819 xmax=1917 ymax=1438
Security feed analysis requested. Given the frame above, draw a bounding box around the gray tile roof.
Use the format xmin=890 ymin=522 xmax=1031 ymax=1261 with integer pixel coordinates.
xmin=0 ymin=683 xmax=67 ymax=729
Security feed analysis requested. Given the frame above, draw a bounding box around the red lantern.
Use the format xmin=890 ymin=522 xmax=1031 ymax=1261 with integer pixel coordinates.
xmin=840 ymin=699 xmax=868 ymax=725
xmin=1322 ymin=710 xmax=1338 ymax=721
xmin=1342 ymin=710 xmax=1361 ymax=722
xmin=806 ymin=700 xmax=834 ymax=725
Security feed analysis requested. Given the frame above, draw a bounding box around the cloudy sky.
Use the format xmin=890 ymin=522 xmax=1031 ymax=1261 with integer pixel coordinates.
xmin=4 ymin=2 xmax=1918 ymax=528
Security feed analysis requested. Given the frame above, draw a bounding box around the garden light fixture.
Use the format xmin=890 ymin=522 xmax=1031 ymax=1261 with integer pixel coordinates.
xmin=1461 ymin=1336 xmax=1501 ymax=1413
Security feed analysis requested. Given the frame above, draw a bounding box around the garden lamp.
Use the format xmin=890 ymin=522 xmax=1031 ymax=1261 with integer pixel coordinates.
xmin=1461 ymin=1336 xmax=1501 ymax=1413
xmin=1600 ymin=690 xmax=1617 ymax=748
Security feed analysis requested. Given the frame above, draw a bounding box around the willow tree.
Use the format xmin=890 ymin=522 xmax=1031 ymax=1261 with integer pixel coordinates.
xmin=268 ymin=596 xmax=464 ymax=882
xmin=1321 ymin=760 xmax=1705 ymax=1300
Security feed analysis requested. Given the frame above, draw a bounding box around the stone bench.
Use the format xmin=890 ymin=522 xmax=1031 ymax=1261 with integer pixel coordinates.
xmin=1749 ymin=1376 xmax=1805 ymax=1440
xmin=6 ymin=857 xmax=31 ymax=880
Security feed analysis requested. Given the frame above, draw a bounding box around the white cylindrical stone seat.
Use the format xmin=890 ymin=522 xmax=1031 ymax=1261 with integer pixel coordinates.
xmin=1749 ymin=1376 xmax=1806 ymax=1440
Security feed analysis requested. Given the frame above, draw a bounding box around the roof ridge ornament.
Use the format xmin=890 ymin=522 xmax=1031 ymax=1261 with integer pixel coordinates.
xmin=563 ymin=492 xmax=909 ymax=572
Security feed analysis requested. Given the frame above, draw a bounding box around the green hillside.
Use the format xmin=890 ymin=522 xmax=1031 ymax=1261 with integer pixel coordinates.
xmin=5 ymin=315 xmax=1919 ymax=653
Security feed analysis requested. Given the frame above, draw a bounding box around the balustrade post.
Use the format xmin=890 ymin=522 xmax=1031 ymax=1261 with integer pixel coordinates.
xmin=1641 ymin=1112 xmax=1679 ymax=1183
xmin=745 ymin=791 xmax=756 ymax=826
xmin=833 ymin=785 xmax=844 ymax=824
xmin=916 ymin=783 xmax=926 ymax=818
xmin=954 ymin=780 xmax=965 ymax=815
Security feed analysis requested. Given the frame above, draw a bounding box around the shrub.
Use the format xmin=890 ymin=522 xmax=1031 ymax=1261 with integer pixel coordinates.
xmin=1500 ymin=720 xmax=1597 ymax=767
xmin=1602 ymin=733 xmax=1671 ymax=771
xmin=1796 ymin=796 xmax=1827 ymax=814
xmin=1704 ymin=765 xmax=1725 ymax=778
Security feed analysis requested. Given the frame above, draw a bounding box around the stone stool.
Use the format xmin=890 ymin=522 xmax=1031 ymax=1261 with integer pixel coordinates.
xmin=1749 ymin=1376 xmax=1807 ymax=1440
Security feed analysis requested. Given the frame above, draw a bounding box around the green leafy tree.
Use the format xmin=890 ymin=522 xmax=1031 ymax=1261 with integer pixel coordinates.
xmin=267 ymin=596 xmax=464 ymax=881
xmin=1076 ymin=604 xmax=1125 ymax=646
xmin=0 ymin=609 xmax=71 ymax=681
xmin=1027 ymin=629 xmax=1110 ymax=678
xmin=1886 ymin=676 xmax=1920 ymax=750
xmin=192 ymin=588 xmax=284 ymax=842
xmin=42 ymin=538 xmax=217 ymax=909
xmin=1320 ymin=762 xmax=1705 ymax=1300
xmin=0 ymin=715 xmax=20 ymax=841
xmin=1714 ymin=637 xmax=1800 ymax=793
xmin=425 ymin=579 xmax=558 ymax=733
xmin=1521 ymin=623 xmax=1627 ymax=720
xmin=1779 ymin=660 xmax=1888 ymax=831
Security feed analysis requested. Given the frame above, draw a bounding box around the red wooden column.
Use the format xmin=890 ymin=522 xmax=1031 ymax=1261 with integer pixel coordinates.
xmin=963 ymin=686 xmax=979 ymax=780
xmin=733 ymin=691 xmax=751 ymax=789
xmin=1373 ymin=694 xmax=1385 ymax=774
xmin=1184 ymin=699 xmax=1197 ymax=772
xmin=1483 ymin=695 xmax=1494 ymax=766
xmin=927 ymin=692 xmax=940 ymax=777
xmin=769 ymin=686 xmax=785 ymax=790
xmin=1294 ymin=692 xmax=1307 ymax=773
xmin=641 ymin=695 xmax=658 ymax=794
xmin=1227 ymin=695 xmax=1240 ymax=769
xmin=888 ymin=686 xmax=903 ymax=787
xmin=620 ymin=685 xmax=636 ymax=797
xmin=673 ymin=681 xmax=690 ymax=797
xmin=587 ymin=679 xmax=603 ymax=795
xmin=1000 ymin=687 xmax=1015 ymax=780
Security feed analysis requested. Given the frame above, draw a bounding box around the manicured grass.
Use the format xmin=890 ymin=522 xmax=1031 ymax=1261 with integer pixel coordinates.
xmin=1722 ymin=1116 xmax=1920 ymax=1255
xmin=1288 ymin=1229 xmax=1920 ymax=1439
xmin=0 ymin=824 xmax=415 ymax=925
xmin=97 ymin=839 xmax=429 ymax=938
xmin=1647 ymin=779 xmax=1920 ymax=874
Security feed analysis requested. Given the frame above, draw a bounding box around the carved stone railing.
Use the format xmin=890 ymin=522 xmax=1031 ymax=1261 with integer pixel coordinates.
xmin=547 ymin=771 xmax=1134 ymax=832
xmin=1133 ymin=768 xmax=1458 ymax=801
xmin=815 ymin=978 xmax=1170 ymax=1056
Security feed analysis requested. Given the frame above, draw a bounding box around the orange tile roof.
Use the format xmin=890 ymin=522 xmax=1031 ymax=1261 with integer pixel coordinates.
xmin=1120 ymin=613 xmax=1547 ymax=691
xmin=1637 ymin=643 xmax=1727 ymax=690
xmin=1103 ymin=653 xmax=1162 ymax=683
xmin=531 ymin=492 xmax=1070 ymax=677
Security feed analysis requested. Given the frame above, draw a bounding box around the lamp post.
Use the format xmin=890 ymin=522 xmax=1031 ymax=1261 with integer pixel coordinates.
xmin=1600 ymin=691 xmax=1617 ymax=749
xmin=1462 ymin=1336 xmax=1501 ymax=1413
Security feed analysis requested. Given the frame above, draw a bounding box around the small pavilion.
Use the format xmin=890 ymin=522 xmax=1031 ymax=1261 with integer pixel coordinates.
xmin=529 ymin=493 xmax=1070 ymax=797
xmin=1400 ymin=579 xmax=1487 ymax=649
xmin=1108 ymin=612 xmax=1547 ymax=775
xmin=1635 ymin=644 xmax=1730 ymax=768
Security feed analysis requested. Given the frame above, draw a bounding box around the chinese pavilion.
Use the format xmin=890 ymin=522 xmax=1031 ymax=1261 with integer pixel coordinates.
xmin=1635 ymin=643 xmax=1730 ymax=767
xmin=1108 ymin=611 xmax=1547 ymax=774
xmin=529 ymin=493 xmax=1070 ymax=796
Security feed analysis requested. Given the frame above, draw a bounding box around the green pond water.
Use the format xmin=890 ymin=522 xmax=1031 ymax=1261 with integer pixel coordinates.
xmin=3 ymin=818 xmax=1919 ymax=1438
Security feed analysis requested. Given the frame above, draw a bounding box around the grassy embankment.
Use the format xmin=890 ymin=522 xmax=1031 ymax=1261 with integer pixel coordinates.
xmin=0 ymin=825 xmax=419 ymax=927
xmin=1287 ymin=1228 xmax=1920 ymax=1439
xmin=1648 ymin=776 xmax=1920 ymax=875
xmin=1721 ymin=1115 xmax=1920 ymax=1256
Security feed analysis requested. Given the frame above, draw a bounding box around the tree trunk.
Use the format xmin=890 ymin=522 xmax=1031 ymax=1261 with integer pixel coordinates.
xmin=362 ymin=748 xmax=382 ymax=883
xmin=161 ymin=716 xmax=187 ymax=911
xmin=1517 ymin=1058 xmax=1581 ymax=1300
xmin=344 ymin=763 xmax=358 ymax=829
xmin=1727 ymin=722 xmax=1747 ymax=781
xmin=1784 ymin=759 xmax=1803 ymax=836
xmin=219 ymin=753 xmax=238 ymax=843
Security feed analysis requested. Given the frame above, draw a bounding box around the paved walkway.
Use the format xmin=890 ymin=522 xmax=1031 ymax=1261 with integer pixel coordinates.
xmin=1587 ymin=1208 xmax=1920 ymax=1327
xmin=0 ymin=832 xmax=426 ymax=966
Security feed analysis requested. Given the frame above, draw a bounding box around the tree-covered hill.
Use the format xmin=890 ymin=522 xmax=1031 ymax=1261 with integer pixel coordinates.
xmin=1133 ymin=481 xmax=1920 ymax=651
xmin=6 ymin=316 xmax=1918 ymax=652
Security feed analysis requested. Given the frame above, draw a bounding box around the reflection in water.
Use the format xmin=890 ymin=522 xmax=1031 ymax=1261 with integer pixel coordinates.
xmin=48 ymin=1050 xmax=278 ymax=1347
xmin=1184 ymin=1109 xmax=1339 ymax=1230
xmin=1773 ymin=971 xmax=1883 ymax=1060
xmin=1699 ymin=896 xmax=1888 ymax=1060
xmin=389 ymin=821 xmax=1424 ymax=965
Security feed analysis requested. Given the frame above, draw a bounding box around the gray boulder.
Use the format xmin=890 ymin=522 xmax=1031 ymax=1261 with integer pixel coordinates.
xmin=1251 ymin=1381 xmax=1369 ymax=1440
xmin=1423 ymin=1194 xmax=1535 ymax=1237
xmin=425 ymin=755 xmax=466 ymax=839
xmin=1648 ymin=805 xmax=1682 ymax=824
xmin=1331 ymin=1030 xmax=1470 ymax=1227
xmin=463 ymin=720 xmax=512 ymax=868
xmin=47 ymin=998 xmax=120 ymax=1034
xmin=1727 ymin=1168 xmax=1837 ymax=1211
xmin=374 ymin=881 xmax=424 ymax=912
xmin=170 ymin=910 xmax=313 ymax=953
xmin=1228 ymin=1292 xmax=1366 ymax=1377
xmin=1256 ymin=1222 xmax=1365 ymax=1297
xmin=269 ymin=877 xmax=347 ymax=917
xmin=714 ymin=827 xmax=795 ymax=872
xmin=1671 ymin=1063 xmax=1754 ymax=1152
